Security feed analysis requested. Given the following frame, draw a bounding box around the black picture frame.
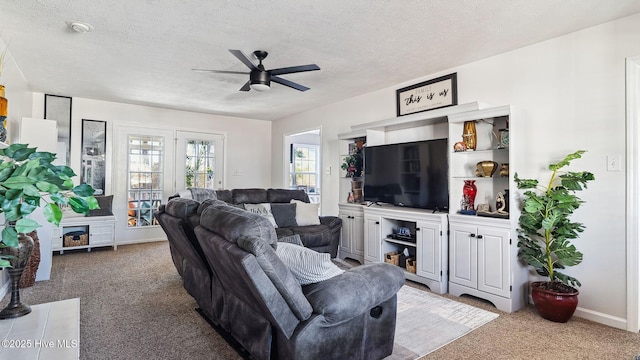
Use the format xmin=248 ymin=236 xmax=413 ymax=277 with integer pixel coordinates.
xmin=396 ymin=73 xmax=458 ymax=116
xmin=44 ymin=94 xmax=72 ymax=166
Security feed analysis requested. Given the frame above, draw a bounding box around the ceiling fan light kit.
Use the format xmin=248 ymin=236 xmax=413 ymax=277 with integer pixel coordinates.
xmin=194 ymin=49 xmax=320 ymax=92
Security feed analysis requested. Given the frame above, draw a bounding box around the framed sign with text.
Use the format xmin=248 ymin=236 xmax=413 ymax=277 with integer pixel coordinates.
xmin=396 ymin=73 xmax=457 ymax=116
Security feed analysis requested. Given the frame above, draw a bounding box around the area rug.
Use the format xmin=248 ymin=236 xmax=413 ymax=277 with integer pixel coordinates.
xmin=386 ymin=285 xmax=499 ymax=360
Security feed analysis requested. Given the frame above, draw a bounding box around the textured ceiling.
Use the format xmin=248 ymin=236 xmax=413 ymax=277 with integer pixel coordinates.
xmin=1 ymin=1 xmax=640 ymax=121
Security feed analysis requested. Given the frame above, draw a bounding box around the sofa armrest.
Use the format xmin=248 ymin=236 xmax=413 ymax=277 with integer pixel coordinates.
xmin=302 ymin=263 xmax=404 ymax=324
xmin=319 ymin=216 xmax=341 ymax=229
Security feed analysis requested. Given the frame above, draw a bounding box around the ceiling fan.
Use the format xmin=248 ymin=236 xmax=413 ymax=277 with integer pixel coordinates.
xmin=193 ymin=49 xmax=320 ymax=92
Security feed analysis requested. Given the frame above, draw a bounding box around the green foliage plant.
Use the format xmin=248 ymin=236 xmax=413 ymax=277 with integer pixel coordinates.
xmin=514 ymin=150 xmax=595 ymax=290
xmin=0 ymin=144 xmax=98 ymax=267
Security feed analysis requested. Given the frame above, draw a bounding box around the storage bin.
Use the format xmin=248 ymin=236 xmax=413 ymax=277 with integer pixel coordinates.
xmin=406 ymin=257 xmax=417 ymax=273
xmin=64 ymin=231 xmax=89 ymax=247
xmin=384 ymin=251 xmax=403 ymax=266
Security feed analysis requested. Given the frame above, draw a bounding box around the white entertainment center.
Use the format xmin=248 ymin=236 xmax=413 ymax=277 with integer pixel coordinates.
xmin=337 ymin=102 xmax=528 ymax=312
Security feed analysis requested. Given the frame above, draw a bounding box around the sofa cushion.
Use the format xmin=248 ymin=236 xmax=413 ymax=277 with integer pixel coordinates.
xmin=237 ymin=235 xmax=313 ymax=321
xmin=302 ymin=263 xmax=405 ymax=324
xmin=87 ymin=195 xmax=114 ymax=216
xmin=271 ymin=203 xmax=298 ymax=228
xmin=278 ymin=234 xmax=304 ymax=246
xmin=215 ymin=189 xmax=232 ymax=203
xmin=189 ymin=187 xmax=217 ymax=202
xmin=165 ymin=198 xmax=199 ymax=219
xmin=197 ymin=198 xmax=228 ymax=215
xmin=267 ymin=188 xmax=309 ymax=203
xmin=275 ymin=227 xmax=294 ymax=238
xmin=290 ymin=200 xmax=320 ymax=226
xmin=199 ymin=205 xmax=278 ymax=248
xmin=232 ymin=188 xmax=268 ymax=204
xmin=244 ymin=203 xmax=278 ymax=227
xmin=275 ymin=242 xmax=344 ymax=285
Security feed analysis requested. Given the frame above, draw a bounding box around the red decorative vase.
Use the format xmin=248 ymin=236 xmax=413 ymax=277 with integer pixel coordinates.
xmin=462 ymin=180 xmax=477 ymax=210
xmin=530 ymin=281 xmax=579 ymax=323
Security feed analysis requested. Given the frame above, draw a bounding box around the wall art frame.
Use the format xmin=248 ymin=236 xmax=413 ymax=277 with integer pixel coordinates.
xmin=80 ymin=119 xmax=107 ymax=195
xmin=44 ymin=94 xmax=72 ymax=166
xmin=396 ymin=73 xmax=458 ymax=116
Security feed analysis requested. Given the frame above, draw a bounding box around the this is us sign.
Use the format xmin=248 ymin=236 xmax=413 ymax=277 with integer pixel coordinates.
xmin=396 ymin=73 xmax=458 ymax=116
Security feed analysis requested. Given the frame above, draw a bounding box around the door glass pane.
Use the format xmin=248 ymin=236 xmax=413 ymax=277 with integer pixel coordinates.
xmin=185 ymin=139 xmax=215 ymax=189
xmin=127 ymin=135 xmax=163 ymax=227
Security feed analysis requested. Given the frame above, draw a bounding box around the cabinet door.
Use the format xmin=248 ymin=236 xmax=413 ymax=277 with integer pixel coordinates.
xmin=52 ymin=227 xmax=63 ymax=249
xmin=416 ymin=220 xmax=441 ymax=281
xmin=338 ymin=211 xmax=352 ymax=254
xmin=477 ymin=226 xmax=511 ymax=298
xmin=364 ymin=215 xmax=381 ymax=263
xmin=352 ymin=213 xmax=365 ymax=257
xmin=449 ymin=222 xmax=477 ymax=288
xmin=90 ymin=223 xmax=115 ymax=245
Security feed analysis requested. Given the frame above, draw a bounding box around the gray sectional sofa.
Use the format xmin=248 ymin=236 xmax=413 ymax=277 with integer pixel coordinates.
xmin=176 ymin=188 xmax=342 ymax=257
xmin=155 ymin=192 xmax=406 ymax=360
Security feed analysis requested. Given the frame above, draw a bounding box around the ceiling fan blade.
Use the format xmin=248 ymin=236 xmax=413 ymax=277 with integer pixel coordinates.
xmin=239 ymin=81 xmax=251 ymax=92
xmin=229 ymin=49 xmax=258 ymax=71
xmin=272 ymin=76 xmax=310 ymax=92
xmin=269 ymin=64 xmax=320 ymax=76
xmin=192 ymin=69 xmax=248 ymax=75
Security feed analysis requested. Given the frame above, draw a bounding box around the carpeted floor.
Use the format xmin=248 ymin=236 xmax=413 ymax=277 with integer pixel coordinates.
xmin=2 ymin=242 xmax=639 ymax=360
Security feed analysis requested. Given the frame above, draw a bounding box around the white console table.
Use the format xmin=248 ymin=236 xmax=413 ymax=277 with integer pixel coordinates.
xmin=0 ymin=298 xmax=80 ymax=359
xmin=52 ymin=215 xmax=117 ymax=254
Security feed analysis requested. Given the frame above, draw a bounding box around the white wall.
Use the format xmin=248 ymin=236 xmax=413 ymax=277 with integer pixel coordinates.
xmin=272 ymin=13 xmax=640 ymax=328
xmin=29 ymin=95 xmax=272 ymax=244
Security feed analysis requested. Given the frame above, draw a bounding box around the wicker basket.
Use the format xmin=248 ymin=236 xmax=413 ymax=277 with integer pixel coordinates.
xmin=64 ymin=231 xmax=89 ymax=247
xmin=406 ymin=257 xmax=417 ymax=274
xmin=384 ymin=251 xmax=402 ymax=266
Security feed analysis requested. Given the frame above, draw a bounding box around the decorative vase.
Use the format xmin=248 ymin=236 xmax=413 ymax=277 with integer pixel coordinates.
xmin=462 ymin=121 xmax=477 ymax=151
xmin=0 ymin=233 xmax=35 ymax=319
xmin=530 ymin=281 xmax=579 ymax=323
xmin=462 ymin=180 xmax=477 ymax=211
xmin=476 ymin=161 xmax=498 ymax=177
xmin=19 ymin=230 xmax=41 ymax=288
xmin=499 ymin=163 xmax=509 ymax=177
xmin=0 ymin=84 xmax=7 ymax=143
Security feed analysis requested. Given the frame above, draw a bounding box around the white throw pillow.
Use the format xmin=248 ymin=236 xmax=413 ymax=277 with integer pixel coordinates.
xmin=290 ymin=200 xmax=320 ymax=226
xmin=244 ymin=203 xmax=278 ymax=227
xmin=275 ymin=242 xmax=344 ymax=285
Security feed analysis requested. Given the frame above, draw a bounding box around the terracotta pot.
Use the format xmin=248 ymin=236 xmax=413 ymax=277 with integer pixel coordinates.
xmin=530 ymin=281 xmax=579 ymax=323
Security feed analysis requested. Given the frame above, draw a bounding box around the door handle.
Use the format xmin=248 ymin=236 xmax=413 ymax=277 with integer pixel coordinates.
xmin=469 ymin=233 xmax=476 ymax=237
xmin=477 ymin=235 xmax=484 ymax=239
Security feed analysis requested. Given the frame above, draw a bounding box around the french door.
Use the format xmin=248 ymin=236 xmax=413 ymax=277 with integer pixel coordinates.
xmin=175 ymin=131 xmax=225 ymax=191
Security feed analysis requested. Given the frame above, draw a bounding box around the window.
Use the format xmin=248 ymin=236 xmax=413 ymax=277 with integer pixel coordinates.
xmin=289 ymin=144 xmax=319 ymax=194
xmin=127 ymin=135 xmax=164 ymax=227
xmin=185 ymin=139 xmax=215 ymax=188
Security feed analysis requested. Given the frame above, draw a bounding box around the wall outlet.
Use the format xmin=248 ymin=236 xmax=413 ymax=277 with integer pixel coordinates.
xmin=607 ymin=154 xmax=621 ymax=172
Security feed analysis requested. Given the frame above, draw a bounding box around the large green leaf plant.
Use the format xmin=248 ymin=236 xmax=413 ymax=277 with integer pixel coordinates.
xmin=0 ymin=144 xmax=98 ymax=267
xmin=514 ymin=150 xmax=595 ymax=289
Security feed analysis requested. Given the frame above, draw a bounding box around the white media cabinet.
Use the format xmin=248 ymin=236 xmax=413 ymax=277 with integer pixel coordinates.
xmin=52 ymin=215 xmax=117 ymax=254
xmin=363 ymin=205 xmax=449 ymax=294
xmin=337 ymin=102 xmax=528 ymax=312
xmin=338 ymin=203 xmax=365 ymax=263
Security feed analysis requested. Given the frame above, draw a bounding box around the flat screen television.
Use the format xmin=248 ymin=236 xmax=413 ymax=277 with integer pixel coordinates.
xmin=363 ymin=139 xmax=449 ymax=210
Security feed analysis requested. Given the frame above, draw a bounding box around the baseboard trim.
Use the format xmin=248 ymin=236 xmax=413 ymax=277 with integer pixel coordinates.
xmin=115 ymin=238 xmax=167 ymax=246
xmin=574 ymin=307 xmax=627 ymax=330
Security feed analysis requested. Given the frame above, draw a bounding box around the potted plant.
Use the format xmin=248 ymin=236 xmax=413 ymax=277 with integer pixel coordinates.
xmin=0 ymin=143 xmax=98 ymax=318
xmin=514 ymin=150 xmax=595 ymax=323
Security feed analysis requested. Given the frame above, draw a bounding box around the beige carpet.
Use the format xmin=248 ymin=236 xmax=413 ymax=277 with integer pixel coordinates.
xmin=2 ymin=242 xmax=639 ymax=360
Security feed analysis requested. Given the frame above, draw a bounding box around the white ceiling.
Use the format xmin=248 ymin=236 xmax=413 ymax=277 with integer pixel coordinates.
xmin=1 ymin=1 xmax=640 ymax=121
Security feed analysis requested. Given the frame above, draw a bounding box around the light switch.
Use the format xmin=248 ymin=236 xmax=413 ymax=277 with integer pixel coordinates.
xmin=607 ymin=154 xmax=621 ymax=171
